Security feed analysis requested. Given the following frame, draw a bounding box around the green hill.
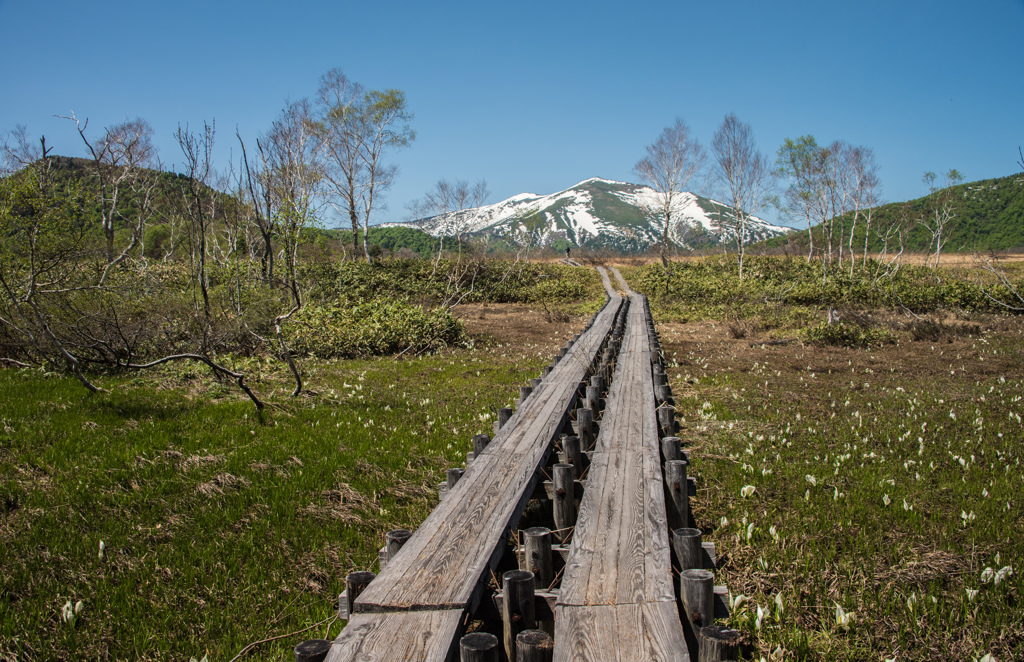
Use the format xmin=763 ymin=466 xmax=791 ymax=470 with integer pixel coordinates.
xmin=763 ymin=172 xmax=1024 ymax=254
xmin=4 ymin=156 xmax=443 ymax=258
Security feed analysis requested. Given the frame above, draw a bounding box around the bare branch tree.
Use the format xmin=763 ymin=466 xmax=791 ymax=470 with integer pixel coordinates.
xmin=1 ymin=125 xmax=42 ymax=175
xmin=709 ymin=114 xmax=775 ymax=281
xmin=258 ymin=99 xmax=323 ymax=396
xmin=842 ymin=146 xmax=883 ymax=272
xmin=174 ymin=121 xmax=216 ymax=327
xmin=634 ymin=118 xmax=706 ymax=272
xmin=917 ymin=168 xmax=964 ymax=269
xmin=0 ymin=135 xmax=104 ymax=391
xmin=61 ymin=113 xmax=158 ymax=273
xmin=409 ymin=177 xmax=489 ymax=273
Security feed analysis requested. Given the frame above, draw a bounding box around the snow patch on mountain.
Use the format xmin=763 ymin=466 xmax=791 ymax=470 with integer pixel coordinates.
xmin=382 ymin=177 xmax=793 ymax=250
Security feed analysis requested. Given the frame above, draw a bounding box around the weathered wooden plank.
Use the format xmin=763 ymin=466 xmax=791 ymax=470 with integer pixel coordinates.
xmin=325 ymin=610 xmax=463 ymax=662
xmin=553 ymin=602 xmax=689 ymax=661
xmin=559 ymin=292 xmax=674 ymax=607
xmin=555 ymin=287 xmax=688 ymax=660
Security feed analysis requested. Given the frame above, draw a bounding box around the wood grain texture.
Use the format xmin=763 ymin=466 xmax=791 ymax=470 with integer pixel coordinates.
xmin=325 ymin=610 xmax=464 ymax=662
xmin=553 ymin=603 xmax=689 ymax=661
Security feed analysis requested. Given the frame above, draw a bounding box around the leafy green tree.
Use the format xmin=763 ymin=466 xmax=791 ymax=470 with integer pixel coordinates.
xmin=774 ymin=135 xmax=828 ymax=262
xmin=0 ymin=142 xmax=100 ymax=390
xmin=313 ymin=69 xmax=415 ymax=263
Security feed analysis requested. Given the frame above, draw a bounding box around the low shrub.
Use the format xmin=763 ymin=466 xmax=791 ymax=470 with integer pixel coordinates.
xmin=803 ymin=321 xmax=897 ymax=348
xmin=286 ymin=299 xmax=466 ymax=358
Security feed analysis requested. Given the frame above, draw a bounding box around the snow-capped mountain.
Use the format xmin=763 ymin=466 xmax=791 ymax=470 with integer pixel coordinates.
xmin=383 ymin=177 xmax=792 ymax=251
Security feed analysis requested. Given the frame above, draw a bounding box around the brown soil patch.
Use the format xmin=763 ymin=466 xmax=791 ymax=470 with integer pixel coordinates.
xmin=656 ymin=312 xmax=1024 ymax=391
xmin=455 ymin=303 xmax=587 ymax=348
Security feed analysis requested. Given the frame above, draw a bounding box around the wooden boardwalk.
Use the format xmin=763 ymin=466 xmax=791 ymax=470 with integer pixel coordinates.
xmin=553 ymin=268 xmax=688 ymax=661
xmin=326 ymin=269 xmax=624 ymax=662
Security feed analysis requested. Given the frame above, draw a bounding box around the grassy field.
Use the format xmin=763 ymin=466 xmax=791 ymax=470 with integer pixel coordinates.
xmin=626 ymin=258 xmax=1024 ymax=662
xmin=0 ymin=303 xmax=594 ymax=662
xmin=2 ymin=256 xmax=1022 ymax=661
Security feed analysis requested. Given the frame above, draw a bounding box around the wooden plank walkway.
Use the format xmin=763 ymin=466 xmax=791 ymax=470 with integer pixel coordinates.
xmin=326 ymin=268 xmax=624 ymax=662
xmin=553 ymin=267 xmax=688 ymax=661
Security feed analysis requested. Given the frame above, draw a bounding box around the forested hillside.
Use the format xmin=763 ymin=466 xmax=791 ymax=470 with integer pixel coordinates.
xmin=765 ymin=172 xmax=1024 ymax=254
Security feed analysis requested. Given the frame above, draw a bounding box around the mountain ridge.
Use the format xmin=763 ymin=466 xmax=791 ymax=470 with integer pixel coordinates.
xmin=382 ymin=177 xmax=792 ymax=251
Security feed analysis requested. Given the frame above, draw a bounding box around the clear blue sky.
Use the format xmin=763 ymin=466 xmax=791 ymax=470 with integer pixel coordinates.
xmin=2 ymin=0 xmax=1022 ymax=227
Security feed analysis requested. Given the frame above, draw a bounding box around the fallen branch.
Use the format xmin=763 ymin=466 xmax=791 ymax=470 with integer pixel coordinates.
xmin=124 ymin=354 xmax=264 ymax=411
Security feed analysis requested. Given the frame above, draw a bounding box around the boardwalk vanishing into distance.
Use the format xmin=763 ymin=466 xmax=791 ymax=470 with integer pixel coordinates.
xmin=317 ymin=266 xmax=733 ymax=662
xmin=553 ymin=268 xmax=687 ymax=661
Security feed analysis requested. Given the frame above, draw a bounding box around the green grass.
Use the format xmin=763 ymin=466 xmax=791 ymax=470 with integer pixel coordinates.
xmin=641 ymin=277 xmax=1024 ymax=660
xmin=0 ymin=340 xmax=564 ymax=661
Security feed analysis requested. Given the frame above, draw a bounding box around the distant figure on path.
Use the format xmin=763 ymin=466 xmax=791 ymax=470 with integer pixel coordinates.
xmin=565 ymin=246 xmax=571 ymax=259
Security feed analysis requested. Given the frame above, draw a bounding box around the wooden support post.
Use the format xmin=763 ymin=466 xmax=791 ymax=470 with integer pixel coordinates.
xmin=586 ymin=385 xmax=601 ymax=415
xmin=661 ymin=436 xmax=681 ymax=464
xmin=542 ymin=365 xmax=552 ymax=378
xmin=502 ymin=570 xmax=536 ymax=662
xmin=385 ymin=529 xmax=412 ymax=562
xmin=472 ymin=434 xmax=491 ymax=457
xmin=521 ymin=527 xmax=554 ymax=590
xmin=680 ymin=569 xmax=715 ymax=648
xmin=519 ymin=386 xmax=533 ymax=405
xmin=577 ymin=408 xmax=594 ymax=448
xmin=459 ymin=632 xmax=500 ymax=662
xmin=515 ymin=630 xmax=554 ymax=662
xmin=447 ymin=468 xmax=466 ymax=490
xmin=562 ymin=435 xmax=582 ymax=479
xmin=658 ymin=404 xmax=675 ymax=436
xmin=672 ymin=527 xmax=703 ymax=571
xmin=530 ymin=377 xmax=543 ymax=389
xmin=552 ymin=463 xmax=576 ymax=542
xmin=653 ymin=370 xmax=667 ymax=387
xmin=656 ymin=383 xmax=673 ymax=406
xmin=345 ymin=571 xmax=375 ymax=616
xmin=699 ymin=625 xmax=741 ymax=662
xmin=438 ymin=481 xmax=448 ymax=501
xmin=294 ymin=639 xmax=331 ymax=662
xmin=498 ymin=407 xmax=513 ymax=430
xmin=666 ymin=460 xmax=689 ymax=530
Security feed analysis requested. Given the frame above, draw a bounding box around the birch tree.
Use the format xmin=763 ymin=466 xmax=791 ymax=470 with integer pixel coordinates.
xmin=709 ymin=114 xmax=774 ymax=281
xmin=634 ymin=118 xmax=706 ymax=271
xmin=313 ymin=68 xmax=414 ymax=263
xmin=847 ymin=147 xmax=882 ymax=270
xmin=918 ymin=169 xmax=964 ymax=268
xmin=775 ymin=136 xmax=828 ymax=262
